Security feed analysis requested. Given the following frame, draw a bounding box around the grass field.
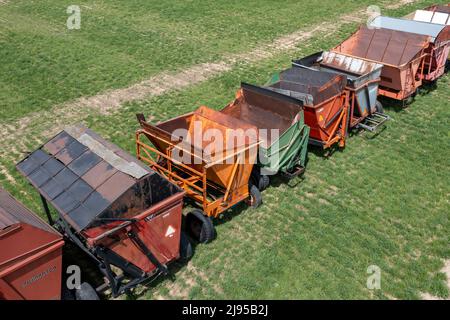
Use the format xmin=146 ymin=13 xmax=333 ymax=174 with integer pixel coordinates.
xmin=0 ymin=0 xmax=449 ymax=300
xmin=0 ymin=0 xmax=389 ymax=121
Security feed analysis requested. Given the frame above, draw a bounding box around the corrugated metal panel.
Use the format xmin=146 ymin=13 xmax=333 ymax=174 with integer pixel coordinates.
xmin=0 ymin=207 xmax=18 ymax=230
xmin=0 ymin=188 xmax=60 ymax=235
xmin=17 ymin=126 xmax=181 ymax=232
xmin=333 ymin=26 xmax=429 ymax=67
xmin=320 ymin=51 xmax=383 ymax=76
xmin=370 ymin=16 xmax=445 ymax=42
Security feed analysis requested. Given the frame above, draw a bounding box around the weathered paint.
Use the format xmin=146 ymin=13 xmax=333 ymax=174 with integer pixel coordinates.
xmin=221 ymin=83 xmax=309 ymax=175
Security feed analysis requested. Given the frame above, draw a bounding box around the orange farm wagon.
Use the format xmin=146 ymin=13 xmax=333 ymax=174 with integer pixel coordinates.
xmin=136 ymin=106 xmax=261 ymax=243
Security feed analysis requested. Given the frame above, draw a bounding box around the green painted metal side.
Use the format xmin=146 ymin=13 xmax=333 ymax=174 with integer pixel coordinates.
xmin=258 ymin=113 xmax=310 ymax=175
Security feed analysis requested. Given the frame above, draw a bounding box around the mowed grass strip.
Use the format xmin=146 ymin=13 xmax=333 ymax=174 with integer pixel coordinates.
xmin=0 ymin=0 xmax=448 ymax=299
xmin=0 ymin=0 xmax=408 ymax=121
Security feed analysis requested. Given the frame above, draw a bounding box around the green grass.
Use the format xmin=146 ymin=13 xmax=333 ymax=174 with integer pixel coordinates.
xmin=1 ymin=0 xmax=403 ymax=121
xmin=0 ymin=0 xmax=449 ymax=300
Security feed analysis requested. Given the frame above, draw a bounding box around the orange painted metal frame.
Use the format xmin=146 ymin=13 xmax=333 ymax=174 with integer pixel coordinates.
xmin=136 ymin=127 xmax=259 ymax=218
xmin=305 ymin=90 xmax=350 ymax=149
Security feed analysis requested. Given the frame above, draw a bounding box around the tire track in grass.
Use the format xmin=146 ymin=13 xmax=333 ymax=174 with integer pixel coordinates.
xmin=0 ymin=0 xmax=417 ymax=185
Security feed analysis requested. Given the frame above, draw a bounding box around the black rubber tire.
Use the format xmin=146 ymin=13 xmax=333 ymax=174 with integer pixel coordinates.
xmin=260 ymin=175 xmax=270 ymax=190
xmin=179 ymin=231 xmax=193 ymax=262
xmin=251 ymin=169 xmax=270 ymax=191
xmin=75 ymin=282 xmax=100 ymax=300
xmin=375 ymin=100 xmax=384 ymax=113
xmin=246 ymin=184 xmax=262 ymax=209
xmin=185 ymin=209 xmax=216 ymax=244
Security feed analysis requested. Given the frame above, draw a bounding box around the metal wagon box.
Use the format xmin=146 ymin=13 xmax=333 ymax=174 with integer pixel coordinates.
xmin=220 ymin=83 xmax=309 ymax=183
xmin=16 ymin=126 xmax=188 ymax=297
xmin=293 ymin=51 xmax=389 ymax=132
xmin=332 ymin=25 xmax=430 ymax=102
xmin=266 ymin=67 xmax=349 ymax=149
xmin=0 ymin=188 xmax=64 ymax=300
xmin=136 ymin=106 xmax=261 ymax=243
xmin=369 ymin=16 xmax=450 ymax=83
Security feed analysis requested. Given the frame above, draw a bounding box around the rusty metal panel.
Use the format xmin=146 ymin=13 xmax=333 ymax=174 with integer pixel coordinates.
xmin=96 ymin=171 xmax=135 ymax=203
xmin=53 ymin=140 xmax=88 ymax=166
xmin=0 ymin=188 xmax=59 ymax=235
xmin=334 ymin=26 xmax=429 ymax=67
xmin=320 ymin=51 xmax=383 ymax=75
xmin=221 ymin=83 xmax=304 ymax=147
xmin=82 ymin=161 xmax=117 ymax=189
xmin=0 ymin=206 xmax=18 ymax=230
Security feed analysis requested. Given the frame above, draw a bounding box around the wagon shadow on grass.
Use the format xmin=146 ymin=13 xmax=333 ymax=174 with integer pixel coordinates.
xmin=379 ymin=80 xmax=440 ymax=113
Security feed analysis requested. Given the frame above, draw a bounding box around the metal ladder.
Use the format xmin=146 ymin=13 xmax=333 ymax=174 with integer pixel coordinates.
xmin=356 ymin=112 xmax=391 ymax=132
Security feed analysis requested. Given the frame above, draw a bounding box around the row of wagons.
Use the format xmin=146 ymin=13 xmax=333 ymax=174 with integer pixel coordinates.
xmin=1 ymin=4 xmax=449 ymax=300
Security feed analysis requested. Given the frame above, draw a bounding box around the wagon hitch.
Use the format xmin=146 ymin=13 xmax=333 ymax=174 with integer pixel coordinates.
xmin=281 ymin=165 xmax=305 ymax=180
xmin=356 ymin=112 xmax=390 ymax=132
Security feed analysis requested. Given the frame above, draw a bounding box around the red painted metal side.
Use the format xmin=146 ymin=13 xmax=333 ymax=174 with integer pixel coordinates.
xmin=0 ymin=224 xmax=64 ymax=300
xmin=83 ymin=192 xmax=184 ymax=274
xmin=423 ymin=41 xmax=450 ymax=81
xmin=332 ymin=26 xmax=429 ymax=101
xmin=303 ymin=92 xmax=350 ymax=148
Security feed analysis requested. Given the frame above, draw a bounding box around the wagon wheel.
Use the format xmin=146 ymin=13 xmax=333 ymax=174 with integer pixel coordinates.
xmin=185 ymin=209 xmax=216 ymax=244
xmin=251 ymin=169 xmax=270 ymax=191
xmin=179 ymin=231 xmax=193 ymax=262
xmin=74 ymin=282 xmax=100 ymax=300
xmin=375 ymin=100 xmax=384 ymax=114
xmin=245 ymin=184 xmax=262 ymax=209
xmin=260 ymin=175 xmax=270 ymax=190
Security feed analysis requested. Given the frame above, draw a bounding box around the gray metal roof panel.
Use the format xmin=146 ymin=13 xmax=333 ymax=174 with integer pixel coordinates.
xmin=370 ymin=16 xmax=445 ymax=41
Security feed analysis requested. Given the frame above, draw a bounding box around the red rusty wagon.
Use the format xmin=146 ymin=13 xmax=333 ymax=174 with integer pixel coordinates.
xmin=0 ymin=187 xmax=65 ymax=300
xmin=16 ymin=126 xmax=191 ymax=297
xmin=266 ymin=67 xmax=349 ymax=149
xmin=369 ymin=16 xmax=450 ymax=83
xmin=332 ymin=25 xmax=430 ymax=103
xmin=293 ymin=51 xmax=390 ymax=132
xmin=0 ymin=187 xmax=98 ymax=300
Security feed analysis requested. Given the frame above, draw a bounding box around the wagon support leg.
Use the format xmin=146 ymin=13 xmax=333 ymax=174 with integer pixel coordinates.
xmin=223 ymin=152 xmax=243 ymax=205
xmin=40 ymin=194 xmax=54 ymax=225
xmin=127 ymin=230 xmax=169 ymax=276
